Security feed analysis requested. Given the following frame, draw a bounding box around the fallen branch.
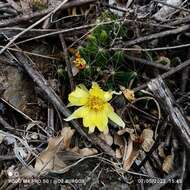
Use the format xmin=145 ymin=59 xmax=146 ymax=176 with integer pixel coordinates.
xmin=147 ymin=77 xmax=190 ymax=148
xmin=122 ymin=25 xmax=190 ymax=47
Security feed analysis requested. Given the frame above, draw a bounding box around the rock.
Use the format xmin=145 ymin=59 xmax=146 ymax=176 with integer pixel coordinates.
xmin=0 ymin=63 xmax=37 ymax=119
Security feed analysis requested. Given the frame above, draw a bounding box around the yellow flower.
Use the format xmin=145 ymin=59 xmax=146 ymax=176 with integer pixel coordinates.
xmin=65 ymin=82 xmax=125 ymax=134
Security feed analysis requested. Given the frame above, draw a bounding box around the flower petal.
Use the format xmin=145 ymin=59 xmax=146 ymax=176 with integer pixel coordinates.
xmin=103 ymin=91 xmax=112 ymax=101
xmin=83 ymin=110 xmax=109 ymax=134
xmin=89 ymin=82 xmax=105 ymax=99
xmin=109 ymin=112 xmax=125 ymax=128
xmin=89 ymin=82 xmax=113 ymax=102
xmin=78 ymin=84 xmax=88 ymax=92
xmin=107 ymin=104 xmax=125 ymax=128
xmin=68 ymin=86 xmax=89 ymax=106
xmin=64 ymin=106 xmax=89 ymax=121
xmin=83 ymin=111 xmax=96 ymax=133
xmin=83 ymin=110 xmax=96 ymax=128
xmin=95 ymin=111 xmax=109 ymax=134
xmin=88 ymin=126 xmax=95 ymax=134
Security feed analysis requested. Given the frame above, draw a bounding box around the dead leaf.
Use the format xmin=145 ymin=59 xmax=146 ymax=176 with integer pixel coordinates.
xmin=53 ymin=155 xmax=68 ymax=171
xmin=47 ymin=136 xmax=64 ymax=151
xmin=130 ymin=133 xmax=139 ymax=142
xmin=34 ymin=127 xmax=75 ymax=173
xmin=35 ymin=141 xmax=63 ymax=173
xmin=117 ymin=128 xmax=134 ymax=136
xmin=70 ymin=146 xmax=98 ymax=157
xmin=115 ymin=148 xmax=122 ymax=159
xmin=162 ymin=154 xmax=174 ymax=173
xmin=114 ymin=134 xmax=125 ymax=158
xmin=57 ymin=150 xmax=81 ymax=162
xmin=123 ymin=137 xmax=139 ymax=171
xmin=141 ymin=129 xmax=155 ymax=152
xmin=34 ymin=148 xmax=68 ymax=173
xmin=121 ymin=88 xmax=135 ymax=102
xmin=114 ymin=134 xmax=124 ymax=147
xmin=61 ymin=127 xmax=75 ymax=149
xmin=71 ymin=64 xmax=79 ymax=76
xmin=78 ymin=148 xmax=98 ymax=156
xmin=70 ymin=146 xmax=79 ymax=153
xmin=99 ymin=133 xmax=113 ymax=146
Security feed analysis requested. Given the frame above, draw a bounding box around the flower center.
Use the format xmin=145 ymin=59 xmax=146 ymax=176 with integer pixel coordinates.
xmin=87 ymin=96 xmax=104 ymax=111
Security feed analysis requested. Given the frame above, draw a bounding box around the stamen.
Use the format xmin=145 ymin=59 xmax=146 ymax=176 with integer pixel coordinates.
xmin=88 ymin=96 xmax=104 ymax=111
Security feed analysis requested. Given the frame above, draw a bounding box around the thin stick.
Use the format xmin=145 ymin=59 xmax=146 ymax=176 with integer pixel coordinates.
xmin=0 ymin=45 xmax=59 ymax=60
xmin=133 ymin=58 xmax=190 ymax=92
xmin=14 ymin=18 xmax=175 ymax=46
xmin=15 ymin=20 xmax=122 ymax=46
xmin=0 ymin=0 xmax=69 ymax=54
xmin=57 ymin=23 xmax=75 ymax=90
xmin=121 ymin=25 xmax=190 ymax=47
xmin=125 ymin=55 xmax=170 ymax=71
xmin=111 ymin=43 xmax=190 ymax=52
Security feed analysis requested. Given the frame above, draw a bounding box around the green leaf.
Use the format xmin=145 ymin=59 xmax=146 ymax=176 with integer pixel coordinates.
xmin=112 ymin=51 xmax=125 ymax=64
xmin=86 ymin=38 xmax=98 ymax=54
xmin=96 ymin=48 xmax=109 ymax=66
xmin=99 ymin=30 xmax=109 ymax=45
xmin=87 ymin=34 xmax=97 ymax=44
